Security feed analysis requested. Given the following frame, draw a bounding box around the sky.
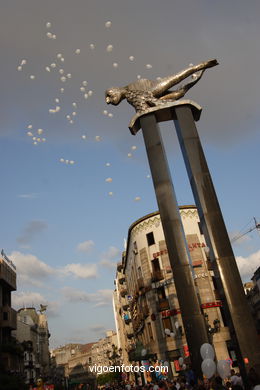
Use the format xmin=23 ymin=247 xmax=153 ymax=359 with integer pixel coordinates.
xmin=0 ymin=0 xmax=260 ymax=349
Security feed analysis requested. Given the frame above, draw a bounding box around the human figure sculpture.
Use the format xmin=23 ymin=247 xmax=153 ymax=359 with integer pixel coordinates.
xmin=105 ymin=59 xmax=218 ymax=114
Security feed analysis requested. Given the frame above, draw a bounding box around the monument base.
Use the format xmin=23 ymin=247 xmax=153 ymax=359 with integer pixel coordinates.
xmin=129 ymin=99 xmax=202 ymax=135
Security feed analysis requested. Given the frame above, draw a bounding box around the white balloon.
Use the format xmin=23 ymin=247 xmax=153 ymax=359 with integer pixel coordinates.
xmin=108 ymin=113 xmax=113 ymax=118
xmin=170 ymin=332 xmax=175 ymax=338
xmin=52 ymin=34 xmax=56 ymax=39
xmin=146 ymin=64 xmax=152 ymax=69
xmin=60 ymin=76 xmax=66 ymax=82
xmin=88 ymin=90 xmax=93 ymax=96
xmin=129 ymin=56 xmax=135 ymax=61
xmin=201 ymin=359 xmax=216 ymax=379
xmin=81 ymin=135 xmax=87 ymax=140
xmin=50 ymin=63 xmax=56 ymax=68
xmin=113 ymin=62 xmax=118 ymax=68
xmin=60 ymin=58 xmax=64 ymax=62
xmin=106 ymin=44 xmax=113 ymax=52
xmin=105 ymin=21 xmax=112 ymax=28
xmin=141 ymin=349 xmax=147 ymax=356
xmin=178 ymin=357 xmax=184 ymax=366
xmin=182 ymin=364 xmax=186 ymax=370
xmin=17 ymin=66 xmax=22 ymax=71
xmin=55 ymin=98 xmax=60 ymax=103
xmin=45 ymin=66 xmax=51 ymax=72
xmin=59 ymin=69 xmax=64 ymax=74
xmin=90 ymin=44 xmax=95 ymax=49
xmin=30 ymin=75 xmax=35 ymax=80
xmin=57 ymin=53 xmax=62 ymax=58
xmin=60 ymin=158 xmax=64 ymax=163
xmin=131 ymin=146 xmax=137 ymax=150
xmin=27 ymin=125 xmax=33 ymax=129
xmin=27 ymin=131 xmax=33 ymax=136
xmin=46 ymin=22 xmax=51 ymax=29
xmin=95 ymin=136 xmax=101 ymax=141
xmin=217 ymin=360 xmax=231 ymax=379
xmin=82 ymin=81 xmax=88 ymax=86
xmin=134 ymin=197 xmax=141 ymax=201
xmin=21 ymin=59 xmax=27 ymax=65
xmin=108 ymin=192 xmax=113 ymax=196
xmin=84 ymin=93 xmax=88 ymax=99
xmin=103 ymin=110 xmax=108 ymax=115
xmin=128 ymin=153 xmax=132 ymax=157
xmin=200 ymin=343 xmax=215 ymax=360
xmin=37 ymin=129 xmax=43 ymax=135
xmin=105 ymin=178 xmax=112 ymax=183
xmin=60 ymin=88 xmax=64 ymax=93
xmin=80 ymin=87 xmax=86 ymax=92
xmin=164 ymin=328 xmax=171 ymax=335
xmin=67 ymin=73 xmax=72 ymax=78
xmin=46 ymin=32 xmax=52 ymax=38
xmin=75 ymin=49 xmax=81 ymax=54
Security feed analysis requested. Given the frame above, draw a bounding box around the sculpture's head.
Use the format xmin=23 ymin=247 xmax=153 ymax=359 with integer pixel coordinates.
xmin=105 ymin=87 xmax=124 ymax=105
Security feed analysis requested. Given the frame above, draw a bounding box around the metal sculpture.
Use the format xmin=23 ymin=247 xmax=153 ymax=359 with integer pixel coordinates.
xmin=105 ymin=59 xmax=218 ymax=114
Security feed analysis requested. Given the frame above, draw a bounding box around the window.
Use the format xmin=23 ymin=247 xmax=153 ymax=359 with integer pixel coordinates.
xmin=157 ymin=286 xmax=166 ymax=301
xmin=147 ymin=322 xmax=154 ymax=340
xmin=162 ymin=317 xmax=173 ymax=333
xmin=146 ymin=232 xmax=155 ymax=246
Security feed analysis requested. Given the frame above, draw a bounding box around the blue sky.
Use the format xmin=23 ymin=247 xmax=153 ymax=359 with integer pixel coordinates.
xmin=0 ymin=0 xmax=259 ymax=348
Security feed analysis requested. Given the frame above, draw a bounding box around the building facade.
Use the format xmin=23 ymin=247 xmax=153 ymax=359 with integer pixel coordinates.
xmin=15 ymin=307 xmax=51 ymax=384
xmin=114 ymin=207 xmax=232 ymax=377
xmin=246 ymin=266 xmax=260 ymax=335
xmin=0 ymin=250 xmax=18 ymax=372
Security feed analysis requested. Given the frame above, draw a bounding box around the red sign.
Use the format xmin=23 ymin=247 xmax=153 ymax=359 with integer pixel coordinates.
xmin=201 ymin=301 xmax=222 ymax=309
xmin=153 ymin=249 xmax=168 ymax=259
xmin=161 ymin=308 xmax=181 ymax=317
xmin=153 ymin=243 xmax=206 ymax=259
xmin=183 ymin=345 xmax=190 ymax=357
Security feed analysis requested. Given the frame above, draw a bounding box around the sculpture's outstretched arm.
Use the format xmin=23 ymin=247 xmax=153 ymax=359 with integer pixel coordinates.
xmin=152 ymin=59 xmax=218 ymax=97
xmin=159 ymin=70 xmax=205 ymax=101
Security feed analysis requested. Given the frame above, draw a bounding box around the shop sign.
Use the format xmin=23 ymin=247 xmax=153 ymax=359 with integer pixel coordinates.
xmin=201 ymin=301 xmax=222 ymax=309
xmin=152 ymin=277 xmax=174 ymax=289
xmin=152 ymin=242 xmax=206 ymax=259
xmin=161 ymin=308 xmax=180 ymax=317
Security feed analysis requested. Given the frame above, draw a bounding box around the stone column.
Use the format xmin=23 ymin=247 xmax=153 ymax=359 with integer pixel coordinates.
xmin=173 ymin=104 xmax=260 ymax=376
xmin=140 ymin=113 xmax=209 ymax=378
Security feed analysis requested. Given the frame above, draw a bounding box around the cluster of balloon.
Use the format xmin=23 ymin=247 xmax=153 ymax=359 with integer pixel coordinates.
xmin=178 ymin=356 xmax=186 ymax=371
xmin=164 ymin=328 xmax=176 ymax=338
xmin=200 ymin=343 xmax=231 ymax=379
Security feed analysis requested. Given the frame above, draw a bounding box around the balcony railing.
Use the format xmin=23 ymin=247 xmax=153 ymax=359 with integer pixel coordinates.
xmin=0 ymin=306 xmax=17 ymax=329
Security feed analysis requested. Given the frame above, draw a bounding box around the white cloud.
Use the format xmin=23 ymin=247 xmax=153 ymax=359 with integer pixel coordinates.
xmin=236 ymin=250 xmax=260 ymax=281
xmin=76 ymin=240 xmax=94 ymax=253
xmin=61 ymin=287 xmax=113 ymax=306
xmin=12 ymin=292 xmax=60 ymax=318
xmin=9 ymin=251 xmax=54 ymax=287
xmin=61 ymin=263 xmax=98 ymax=279
xmin=18 ymin=193 xmax=38 ymax=199
xmin=13 ymin=291 xmax=46 ymax=309
xmin=100 ymin=246 xmax=120 ymax=270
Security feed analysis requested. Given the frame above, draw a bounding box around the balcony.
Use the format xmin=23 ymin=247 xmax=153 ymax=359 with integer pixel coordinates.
xmin=122 ymin=303 xmax=129 ymax=311
xmin=151 ymin=270 xmax=164 ymax=282
xmin=118 ymin=276 xmax=126 ymax=285
xmin=157 ymin=299 xmax=170 ymax=311
xmin=137 ymin=277 xmax=145 ymax=290
xmin=120 ymin=288 xmax=127 ymax=297
xmin=0 ymin=306 xmax=17 ymax=329
xmin=117 ymin=262 xmax=123 ymax=272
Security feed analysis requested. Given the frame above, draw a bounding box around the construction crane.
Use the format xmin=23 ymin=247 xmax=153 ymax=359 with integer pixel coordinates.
xmin=231 ymin=217 xmax=260 ymax=243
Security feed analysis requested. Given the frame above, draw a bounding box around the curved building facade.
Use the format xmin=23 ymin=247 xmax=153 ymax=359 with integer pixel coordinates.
xmin=114 ymin=206 xmax=232 ymax=377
